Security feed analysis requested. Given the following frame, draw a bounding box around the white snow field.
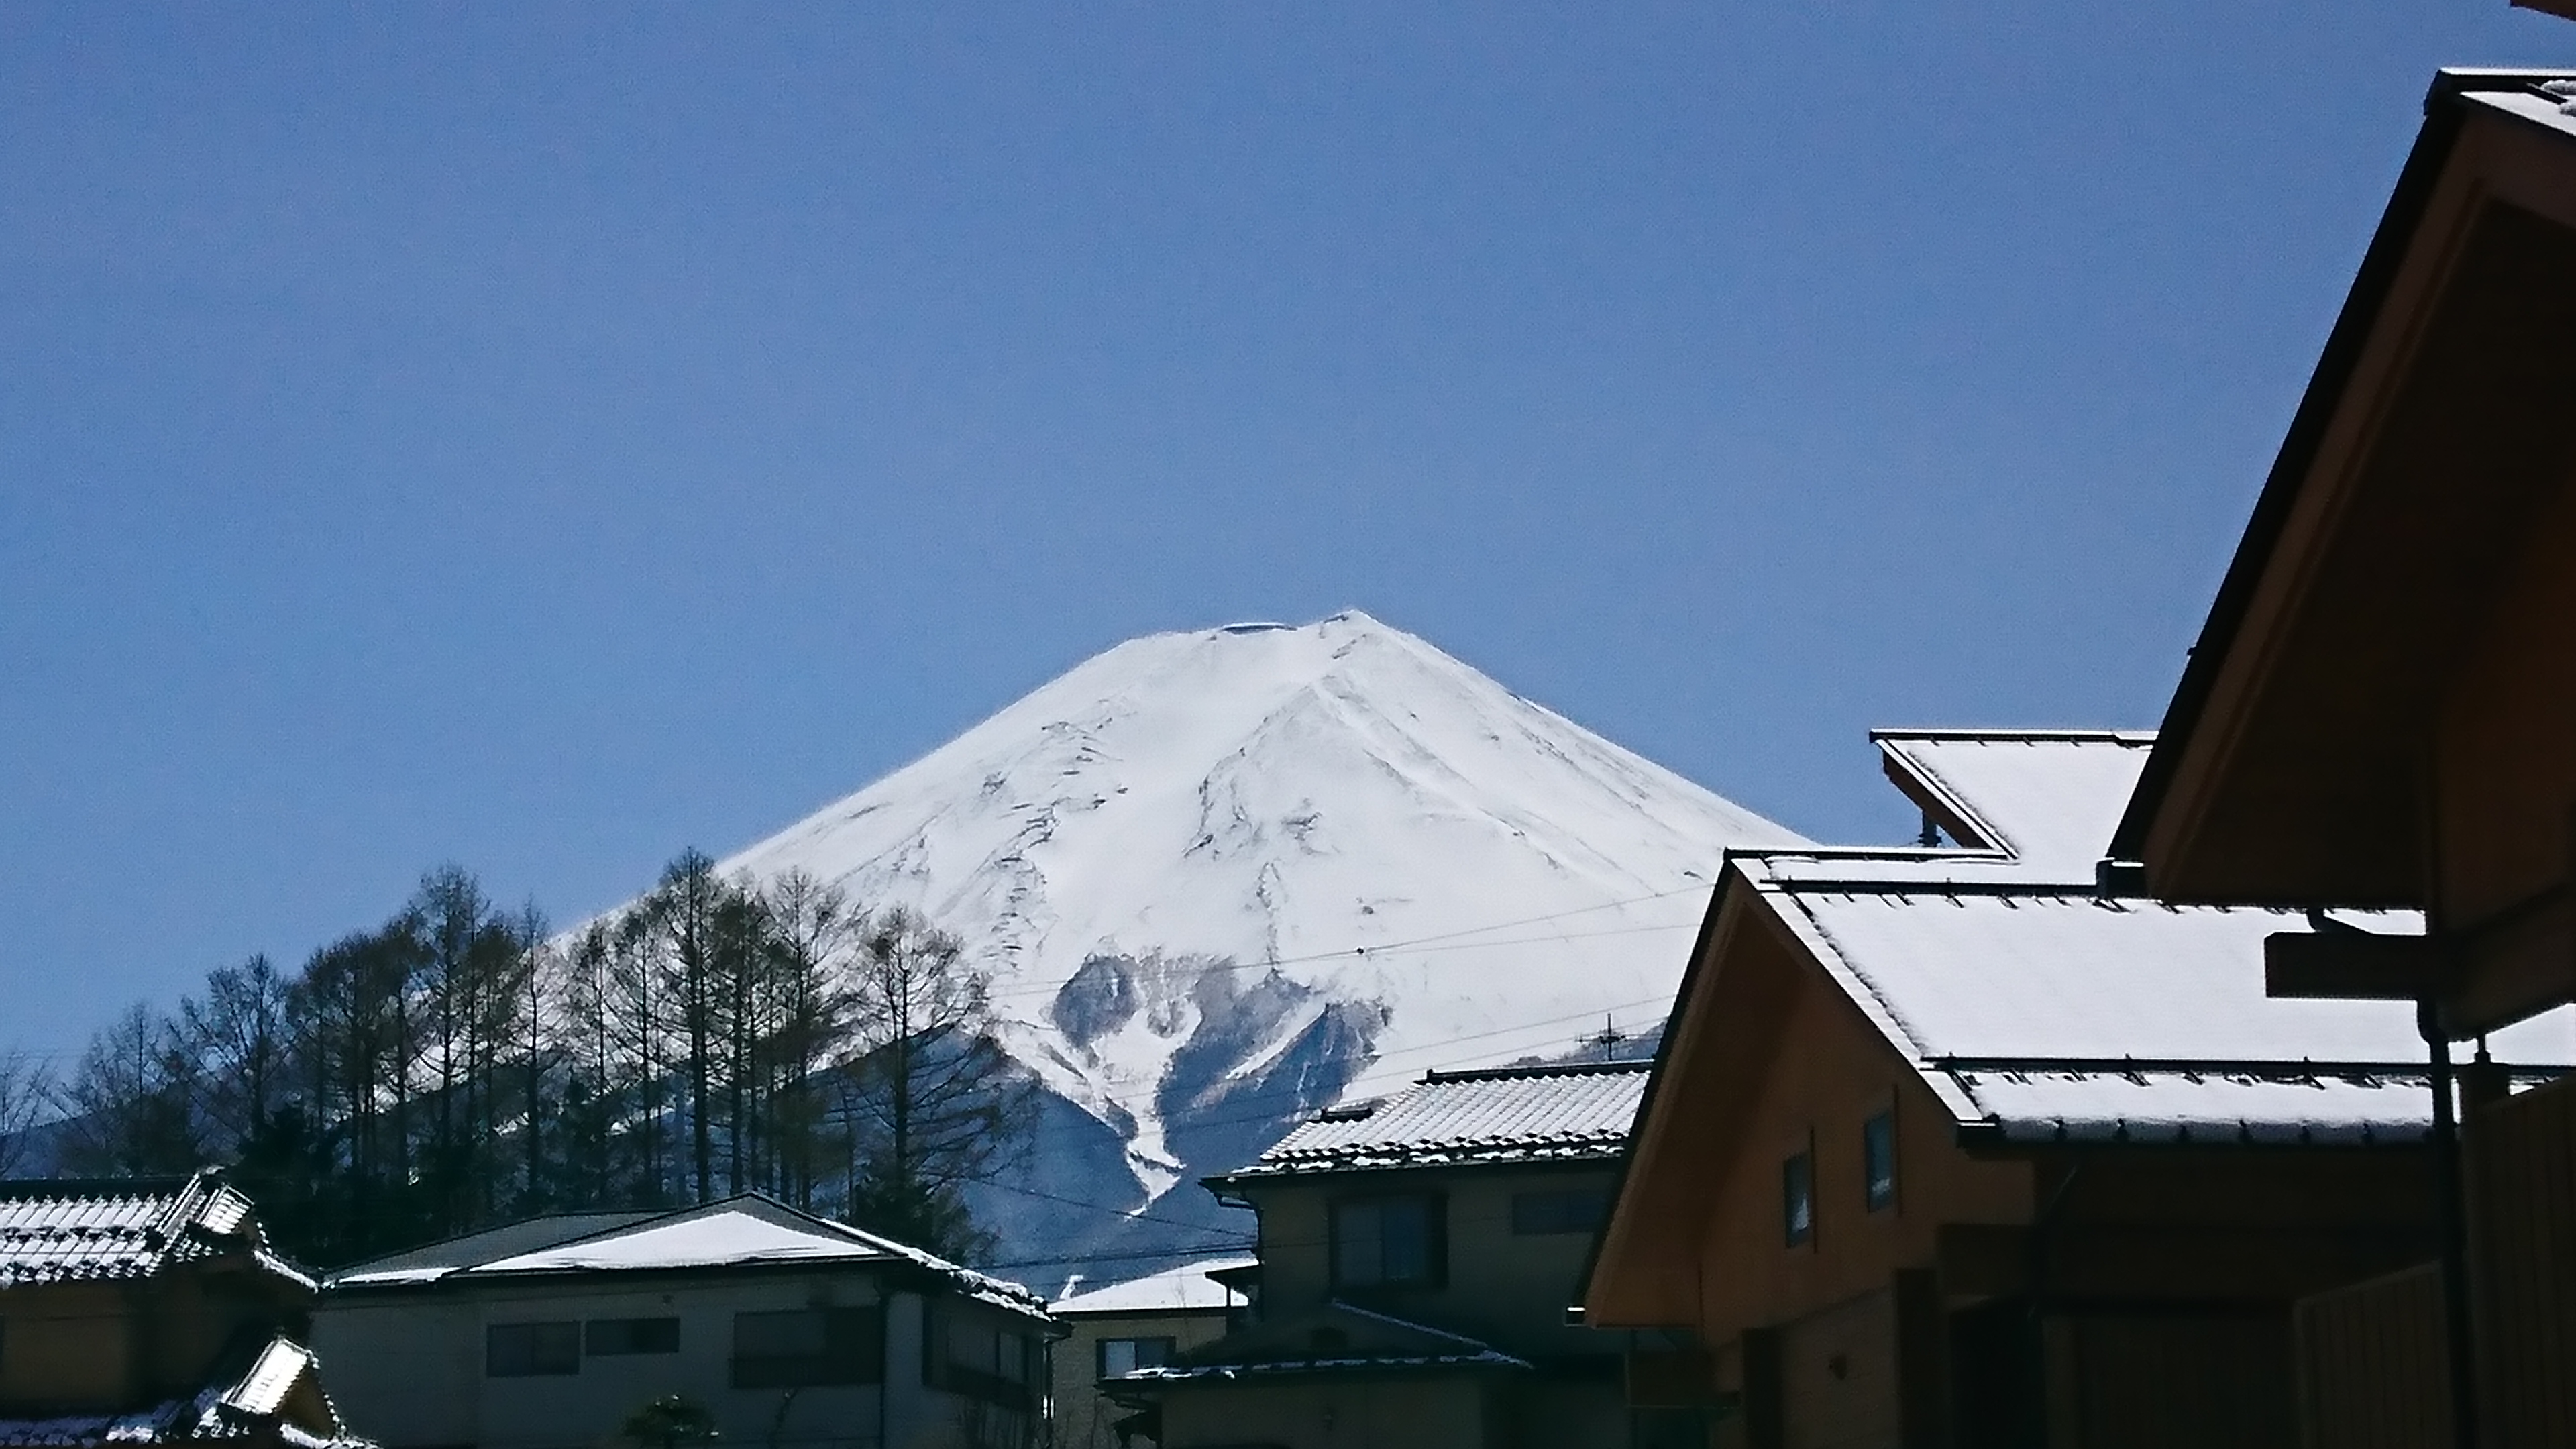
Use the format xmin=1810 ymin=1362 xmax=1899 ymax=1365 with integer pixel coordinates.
xmin=715 ymin=610 xmax=1804 ymax=1275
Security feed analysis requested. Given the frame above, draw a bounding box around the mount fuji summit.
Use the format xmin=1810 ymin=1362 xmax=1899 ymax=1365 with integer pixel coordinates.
xmin=716 ymin=610 xmax=1805 ymax=1281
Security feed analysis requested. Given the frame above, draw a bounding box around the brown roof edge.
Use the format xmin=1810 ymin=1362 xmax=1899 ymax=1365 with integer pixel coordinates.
xmin=2109 ymin=73 xmax=2491 ymax=869
xmin=1574 ymin=863 xmax=1743 ymax=1326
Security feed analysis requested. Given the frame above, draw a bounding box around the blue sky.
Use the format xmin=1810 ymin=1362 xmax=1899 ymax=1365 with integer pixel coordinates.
xmin=4 ymin=4 xmax=2569 ymax=1057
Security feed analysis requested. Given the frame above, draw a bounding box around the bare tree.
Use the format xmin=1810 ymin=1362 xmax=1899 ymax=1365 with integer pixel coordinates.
xmin=0 ymin=1049 xmax=53 ymax=1178
xmin=839 ymin=908 xmax=1032 ymax=1261
xmin=183 ymin=953 xmax=292 ymax=1152
xmin=759 ymin=869 xmax=858 ymax=1208
xmin=55 ymin=1002 xmax=203 ymax=1176
xmin=637 ymin=850 xmax=729 ymax=1203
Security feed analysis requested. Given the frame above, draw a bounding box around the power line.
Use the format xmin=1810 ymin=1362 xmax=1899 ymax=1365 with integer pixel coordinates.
xmin=973 ymin=883 xmax=1711 ymax=1005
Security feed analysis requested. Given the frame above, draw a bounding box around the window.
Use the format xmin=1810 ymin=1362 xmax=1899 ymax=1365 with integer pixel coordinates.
xmin=731 ymin=1307 xmax=883 ymax=1388
xmin=1863 ymin=1111 xmax=1898 ymax=1213
xmin=1331 ymin=1194 xmax=1444 ymax=1287
xmin=586 ymin=1316 xmax=680 ymax=1356
xmin=1096 ymin=1336 xmax=1173 ymax=1378
xmin=487 ymin=1321 xmax=581 ymax=1377
xmin=928 ymin=1301 xmax=1037 ymax=1409
xmin=1782 ymin=1150 xmax=1815 ymax=1248
xmin=1511 ymin=1188 xmax=1610 ymax=1236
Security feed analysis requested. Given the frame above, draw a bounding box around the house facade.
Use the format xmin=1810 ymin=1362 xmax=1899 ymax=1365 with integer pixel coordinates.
xmin=0 ymin=1170 xmax=360 ymax=1447
xmin=313 ymin=1195 xmax=1053 ymax=1449
xmin=1108 ymin=1061 xmax=1676 ymax=1449
xmin=1047 ymin=1258 xmax=1249 ymax=1449
xmin=1585 ymin=731 xmax=2573 ymax=1448
xmin=2108 ymin=68 xmax=2576 ymax=1449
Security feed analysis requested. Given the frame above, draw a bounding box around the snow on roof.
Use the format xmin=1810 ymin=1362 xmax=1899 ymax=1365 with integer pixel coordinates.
xmin=326 ymin=1194 xmax=1049 ymax=1319
xmin=1873 ymin=729 xmax=2153 ymax=873
xmin=1051 ymin=1256 xmax=1254 ymax=1316
xmin=328 ymin=1211 xmax=661 ymax=1287
xmin=0 ymin=1170 xmax=312 ymax=1291
xmin=1224 ymin=1061 xmax=1650 ymax=1179
xmin=1743 ymin=862 xmax=2576 ymax=1142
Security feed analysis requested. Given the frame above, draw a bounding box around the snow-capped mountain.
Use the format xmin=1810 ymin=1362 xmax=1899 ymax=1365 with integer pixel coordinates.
xmin=717 ymin=610 xmax=1805 ymax=1277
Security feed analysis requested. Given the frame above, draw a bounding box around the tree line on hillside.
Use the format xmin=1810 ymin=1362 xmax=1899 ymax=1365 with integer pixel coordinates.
xmin=0 ymin=854 xmax=1032 ymax=1269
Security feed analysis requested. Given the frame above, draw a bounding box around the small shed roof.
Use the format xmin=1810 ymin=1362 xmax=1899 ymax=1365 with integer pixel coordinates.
xmin=1874 ymin=729 xmax=2153 ymax=874
xmin=0 ymin=1169 xmax=311 ymax=1291
xmin=1052 ymin=1256 xmax=1254 ymax=1317
xmin=323 ymin=1193 xmax=1048 ymax=1320
xmin=1220 ymin=1061 xmax=1649 ymax=1181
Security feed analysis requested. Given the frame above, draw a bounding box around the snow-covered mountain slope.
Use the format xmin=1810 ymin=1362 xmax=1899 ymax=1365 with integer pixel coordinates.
xmin=717 ymin=610 xmax=1805 ymax=1276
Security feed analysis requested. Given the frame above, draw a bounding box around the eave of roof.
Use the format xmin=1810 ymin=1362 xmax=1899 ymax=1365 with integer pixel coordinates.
xmin=2112 ymin=68 xmax=2576 ymax=876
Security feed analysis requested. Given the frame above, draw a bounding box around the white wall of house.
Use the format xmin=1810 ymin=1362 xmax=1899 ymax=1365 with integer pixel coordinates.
xmin=317 ymin=1270 xmax=1040 ymax=1449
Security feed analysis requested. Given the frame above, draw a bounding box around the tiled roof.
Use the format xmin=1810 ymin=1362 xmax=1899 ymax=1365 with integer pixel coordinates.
xmin=1223 ymin=1061 xmax=1649 ymax=1179
xmin=1744 ymin=863 xmax=2576 ymax=1143
xmin=0 ymin=1171 xmax=312 ymax=1291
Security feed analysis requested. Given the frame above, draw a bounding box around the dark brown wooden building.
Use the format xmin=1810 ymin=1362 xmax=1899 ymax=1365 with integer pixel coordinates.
xmin=0 ymin=1170 xmax=361 ymax=1447
xmin=1587 ymin=732 xmax=2571 ymax=1448
xmin=2110 ymin=66 xmax=2576 ymax=1449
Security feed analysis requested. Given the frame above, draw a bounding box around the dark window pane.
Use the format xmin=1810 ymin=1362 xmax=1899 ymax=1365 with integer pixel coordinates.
xmin=1863 ymin=1112 xmax=1897 ymax=1212
xmin=1333 ymin=1194 xmax=1442 ymax=1286
xmin=1133 ymin=1336 xmax=1172 ymax=1369
xmin=1783 ymin=1151 xmax=1815 ymax=1247
xmin=488 ymin=1321 xmax=581 ymax=1377
xmin=1332 ymin=1199 xmax=1383 ymax=1286
xmin=586 ymin=1317 xmax=680 ymax=1356
xmin=1381 ymin=1197 xmax=1432 ymax=1283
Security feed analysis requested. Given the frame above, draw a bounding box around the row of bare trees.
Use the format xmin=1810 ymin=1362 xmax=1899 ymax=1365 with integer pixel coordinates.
xmin=0 ymin=856 xmax=1029 ymax=1268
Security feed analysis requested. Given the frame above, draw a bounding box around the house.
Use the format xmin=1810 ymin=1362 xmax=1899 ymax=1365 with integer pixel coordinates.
xmin=1106 ymin=1060 xmax=1670 ymax=1449
xmin=2107 ymin=67 xmax=2576 ymax=1448
xmin=1047 ymin=1258 xmax=1250 ymax=1449
xmin=1583 ymin=731 xmax=2572 ymax=1448
xmin=312 ymin=1193 xmax=1054 ymax=1449
xmin=0 ymin=1170 xmax=362 ymax=1448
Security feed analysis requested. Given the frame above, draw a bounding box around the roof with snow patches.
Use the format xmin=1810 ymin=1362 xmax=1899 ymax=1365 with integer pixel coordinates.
xmin=1109 ymin=1301 xmax=1528 ymax=1387
xmin=1051 ymin=1255 xmax=1254 ymax=1317
xmin=1738 ymin=855 xmax=2576 ymax=1144
xmin=1219 ymin=1061 xmax=1650 ymax=1181
xmin=0 ymin=1169 xmax=313 ymax=1291
xmin=325 ymin=1193 xmax=1049 ymax=1319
